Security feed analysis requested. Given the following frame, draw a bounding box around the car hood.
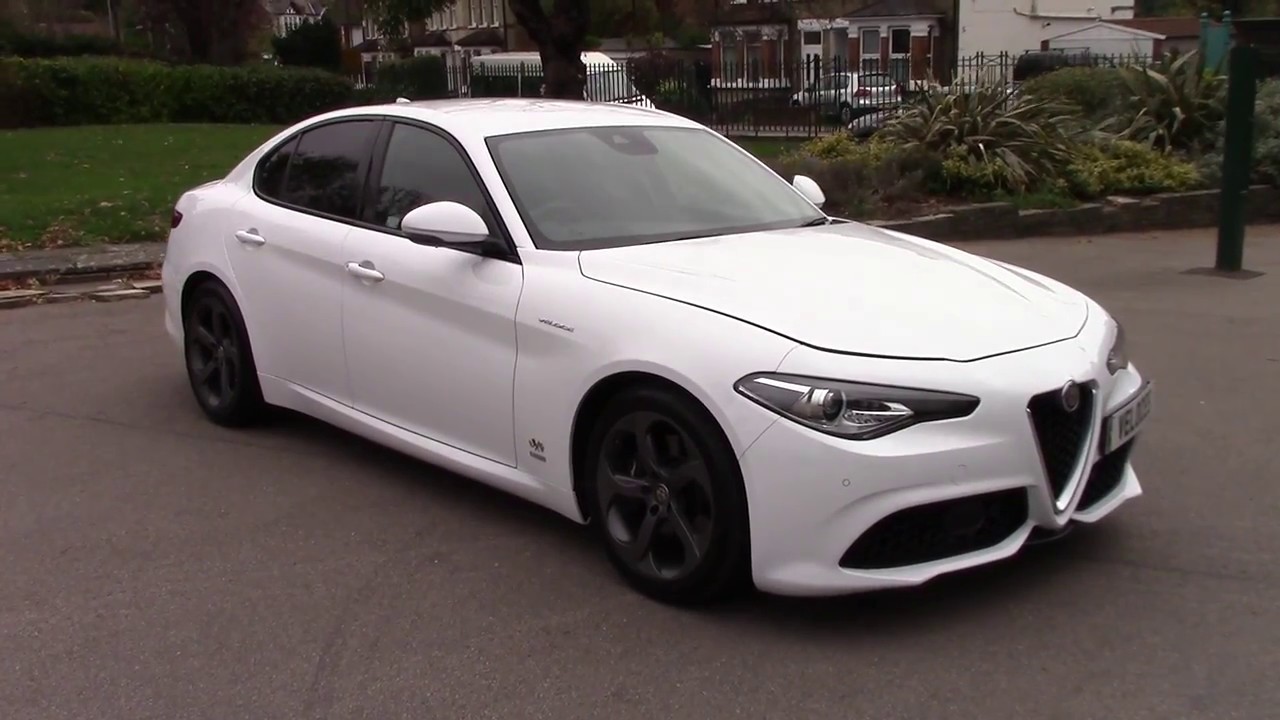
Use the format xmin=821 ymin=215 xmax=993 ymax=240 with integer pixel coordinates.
xmin=577 ymin=223 xmax=1089 ymax=361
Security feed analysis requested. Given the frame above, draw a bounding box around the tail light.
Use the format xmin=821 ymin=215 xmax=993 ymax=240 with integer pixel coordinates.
xmin=853 ymin=87 xmax=870 ymax=97
xmin=171 ymin=209 xmax=184 ymax=229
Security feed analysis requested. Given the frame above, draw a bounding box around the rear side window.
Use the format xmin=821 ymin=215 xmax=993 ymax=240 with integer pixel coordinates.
xmin=256 ymin=136 xmax=298 ymax=199
xmin=278 ymin=120 xmax=379 ymax=220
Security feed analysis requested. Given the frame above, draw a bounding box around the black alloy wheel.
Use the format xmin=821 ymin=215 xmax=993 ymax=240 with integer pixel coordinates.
xmin=183 ymin=282 xmax=264 ymax=427
xmin=586 ymin=386 xmax=751 ymax=604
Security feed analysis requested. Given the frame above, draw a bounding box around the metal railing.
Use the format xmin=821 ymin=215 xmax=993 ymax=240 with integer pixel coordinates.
xmin=360 ymin=51 xmax=1160 ymax=138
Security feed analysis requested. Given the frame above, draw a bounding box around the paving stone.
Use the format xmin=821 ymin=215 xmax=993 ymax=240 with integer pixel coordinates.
xmin=130 ymin=279 xmax=164 ymax=294
xmin=0 ymin=290 xmax=48 ymax=309
xmin=40 ymin=292 xmax=85 ymax=305
xmin=89 ymin=289 xmax=151 ymax=302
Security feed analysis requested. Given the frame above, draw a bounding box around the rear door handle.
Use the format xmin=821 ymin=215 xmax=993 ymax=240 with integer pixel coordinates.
xmin=235 ymin=229 xmax=266 ymax=246
xmin=345 ymin=261 xmax=385 ymax=283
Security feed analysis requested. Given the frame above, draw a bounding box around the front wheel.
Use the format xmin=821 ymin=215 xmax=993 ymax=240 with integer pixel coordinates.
xmin=839 ymin=103 xmax=854 ymax=125
xmin=584 ymin=386 xmax=752 ymax=604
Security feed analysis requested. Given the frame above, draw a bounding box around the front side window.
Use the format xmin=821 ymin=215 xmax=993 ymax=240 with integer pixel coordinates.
xmin=278 ymin=120 xmax=379 ymax=220
xmin=372 ymin=123 xmax=495 ymax=232
xmin=487 ymin=126 xmax=823 ymax=251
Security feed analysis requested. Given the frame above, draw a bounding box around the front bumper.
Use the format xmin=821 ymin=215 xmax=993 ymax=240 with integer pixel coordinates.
xmin=738 ymin=333 xmax=1146 ymax=597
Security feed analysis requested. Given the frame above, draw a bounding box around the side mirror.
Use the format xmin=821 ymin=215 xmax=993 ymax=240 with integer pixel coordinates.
xmin=792 ymin=175 xmax=825 ymax=208
xmin=400 ymin=201 xmax=489 ymax=246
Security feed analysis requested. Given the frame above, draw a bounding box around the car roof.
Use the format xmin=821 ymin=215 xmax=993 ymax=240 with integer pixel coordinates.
xmin=324 ymin=98 xmax=700 ymax=139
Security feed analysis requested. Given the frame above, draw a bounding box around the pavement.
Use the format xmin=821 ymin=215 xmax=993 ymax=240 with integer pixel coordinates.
xmin=2 ymin=226 xmax=1279 ymax=720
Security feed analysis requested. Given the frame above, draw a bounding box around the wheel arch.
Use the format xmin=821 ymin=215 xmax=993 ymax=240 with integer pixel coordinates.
xmin=568 ymin=370 xmax=741 ymax=523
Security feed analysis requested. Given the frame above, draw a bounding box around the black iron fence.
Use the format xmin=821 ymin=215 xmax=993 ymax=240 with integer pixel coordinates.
xmin=360 ymin=51 xmax=1159 ymax=138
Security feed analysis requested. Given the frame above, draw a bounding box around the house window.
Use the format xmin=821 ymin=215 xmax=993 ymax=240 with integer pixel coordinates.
xmin=888 ymin=27 xmax=911 ymax=83
xmin=744 ymin=31 xmax=762 ymax=83
xmin=447 ymin=4 xmax=457 ymax=28
xmin=859 ymin=27 xmax=880 ymax=74
xmin=490 ymin=0 xmax=502 ymax=25
xmin=721 ymin=34 xmax=739 ymax=81
xmin=470 ymin=0 xmax=481 ymax=26
xmin=802 ymin=31 xmax=821 ymax=46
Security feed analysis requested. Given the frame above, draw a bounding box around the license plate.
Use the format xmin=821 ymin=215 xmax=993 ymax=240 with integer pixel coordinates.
xmin=1103 ymin=382 xmax=1153 ymax=454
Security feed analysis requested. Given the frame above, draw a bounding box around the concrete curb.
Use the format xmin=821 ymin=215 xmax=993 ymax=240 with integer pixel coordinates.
xmin=0 ymin=243 xmax=165 ymax=282
xmin=0 ymin=277 xmax=163 ymax=311
xmin=866 ymin=185 xmax=1280 ymax=241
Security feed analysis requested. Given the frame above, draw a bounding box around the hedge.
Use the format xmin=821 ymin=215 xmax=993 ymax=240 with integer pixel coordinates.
xmin=0 ymin=57 xmax=354 ymax=128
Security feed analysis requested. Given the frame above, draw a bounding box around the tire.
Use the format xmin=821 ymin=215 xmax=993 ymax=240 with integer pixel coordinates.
xmin=839 ymin=103 xmax=854 ymax=125
xmin=182 ymin=280 xmax=266 ymax=428
xmin=583 ymin=385 xmax=752 ymax=605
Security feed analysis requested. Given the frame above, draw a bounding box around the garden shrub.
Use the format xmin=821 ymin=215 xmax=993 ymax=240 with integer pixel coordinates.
xmin=1118 ymin=50 xmax=1225 ymax=152
xmin=0 ymin=24 xmax=124 ymax=58
xmin=0 ymin=57 xmax=353 ymax=128
xmin=771 ymin=137 xmax=935 ymax=216
xmin=877 ymin=84 xmax=1082 ymax=194
xmin=1065 ymin=140 xmax=1200 ymax=198
xmin=369 ymin=55 xmax=450 ymax=101
xmin=1020 ymin=66 xmax=1128 ymax=127
xmin=1250 ymin=78 xmax=1280 ymax=186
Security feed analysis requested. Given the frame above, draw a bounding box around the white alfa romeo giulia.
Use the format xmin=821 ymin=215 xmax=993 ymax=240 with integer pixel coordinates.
xmin=161 ymin=99 xmax=1152 ymax=604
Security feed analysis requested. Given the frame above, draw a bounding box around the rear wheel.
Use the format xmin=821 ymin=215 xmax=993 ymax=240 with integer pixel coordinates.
xmin=183 ymin=281 xmax=265 ymax=427
xmin=584 ymin=386 xmax=751 ymax=605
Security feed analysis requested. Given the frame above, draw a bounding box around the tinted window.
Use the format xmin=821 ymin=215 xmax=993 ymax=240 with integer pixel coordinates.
xmin=280 ymin=120 xmax=379 ymax=220
xmin=256 ymin=136 xmax=297 ymax=199
xmin=373 ymin=123 xmax=495 ymax=232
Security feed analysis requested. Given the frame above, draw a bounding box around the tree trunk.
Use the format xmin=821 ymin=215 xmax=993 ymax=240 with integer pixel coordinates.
xmin=508 ymin=0 xmax=589 ymax=100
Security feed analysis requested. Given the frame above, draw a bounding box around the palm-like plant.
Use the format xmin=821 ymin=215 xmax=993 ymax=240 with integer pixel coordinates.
xmin=877 ymin=84 xmax=1082 ymax=193
xmin=1118 ymin=50 xmax=1226 ymax=152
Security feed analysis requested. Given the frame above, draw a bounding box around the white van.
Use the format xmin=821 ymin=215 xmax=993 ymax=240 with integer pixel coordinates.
xmin=469 ymin=51 xmax=655 ymax=109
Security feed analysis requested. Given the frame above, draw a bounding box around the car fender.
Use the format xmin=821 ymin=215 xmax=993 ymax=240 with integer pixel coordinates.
xmin=509 ymin=250 xmax=798 ymax=502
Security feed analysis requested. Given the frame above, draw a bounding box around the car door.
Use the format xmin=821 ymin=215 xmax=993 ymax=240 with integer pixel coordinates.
xmin=223 ymin=118 xmax=381 ymax=406
xmin=861 ymin=73 xmax=897 ymax=108
xmin=340 ymin=120 xmax=524 ymax=466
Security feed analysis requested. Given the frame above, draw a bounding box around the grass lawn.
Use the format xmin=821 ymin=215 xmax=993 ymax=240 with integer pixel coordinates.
xmin=0 ymin=124 xmax=805 ymax=252
xmin=0 ymin=124 xmax=282 ymax=251
xmin=734 ymin=138 xmax=805 ymax=160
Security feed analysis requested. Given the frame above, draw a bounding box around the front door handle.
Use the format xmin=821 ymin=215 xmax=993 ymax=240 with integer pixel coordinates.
xmin=346 ymin=260 xmax=385 ymax=283
xmin=235 ymin=229 xmax=266 ymax=246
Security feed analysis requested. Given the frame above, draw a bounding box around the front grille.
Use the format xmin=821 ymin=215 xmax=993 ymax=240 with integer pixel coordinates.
xmin=839 ymin=489 xmax=1029 ymax=570
xmin=1027 ymin=385 xmax=1095 ymax=499
xmin=1078 ymin=441 xmax=1135 ymax=511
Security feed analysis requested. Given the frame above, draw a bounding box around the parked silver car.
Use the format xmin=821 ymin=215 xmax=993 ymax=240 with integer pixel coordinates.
xmin=791 ymin=71 xmax=905 ymax=124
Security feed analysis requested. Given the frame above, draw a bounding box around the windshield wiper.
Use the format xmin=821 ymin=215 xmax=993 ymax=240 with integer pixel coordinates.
xmin=798 ymin=217 xmax=830 ymax=227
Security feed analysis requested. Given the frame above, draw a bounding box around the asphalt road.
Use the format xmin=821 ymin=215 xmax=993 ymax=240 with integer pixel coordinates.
xmin=3 ymin=228 xmax=1279 ymax=720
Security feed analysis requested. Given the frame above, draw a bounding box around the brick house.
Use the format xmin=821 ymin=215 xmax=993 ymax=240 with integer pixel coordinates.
xmin=709 ymin=0 xmax=954 ymax=91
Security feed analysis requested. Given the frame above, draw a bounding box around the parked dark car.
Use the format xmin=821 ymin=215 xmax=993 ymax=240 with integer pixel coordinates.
xmin=1012 ymin=50 xmax=1115 ymax=82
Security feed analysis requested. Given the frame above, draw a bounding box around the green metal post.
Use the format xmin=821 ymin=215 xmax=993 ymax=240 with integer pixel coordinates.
xmin=1216 ymin=43 xmax=1258 ymax=273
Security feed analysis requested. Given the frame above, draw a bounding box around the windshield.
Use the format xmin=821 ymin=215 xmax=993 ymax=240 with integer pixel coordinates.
xmin=585 ymin=69 xmax=643 ymax=102
xmin=486 ymin=126 xmax=825 ymax=250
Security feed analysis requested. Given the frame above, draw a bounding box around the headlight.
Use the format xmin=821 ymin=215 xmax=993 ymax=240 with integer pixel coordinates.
xmin=734 ymin=373 xmax=980 ymax=440
xmin=1106 ymin=321 xmax=1129 ymax=375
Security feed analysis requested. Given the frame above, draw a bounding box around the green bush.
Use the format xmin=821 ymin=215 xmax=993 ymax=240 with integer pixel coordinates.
xmin=1118 ymin=50 xmax=1225 ymax=152
xmin=1021 ymin=66 xmax=1128 ymax=127
xmin=0 ymin=25 xmax=124 ymax=58
xmin=1252 ymin=78 xmax=1280 ymax=185
xmin=0 ymin=57 xmax=353 ymax=128
xmin=1065 ymin=140 xmax=1200 ymax=198
xmin=368 ymin=55 xmax=450 ymax=101
xmin=878 ymin=84 xmax=1082 ymax=194
xmin=770 ymin=137 xmax=936 ymax=216
xmin=271 ymin=16 xmax=343 ymax=72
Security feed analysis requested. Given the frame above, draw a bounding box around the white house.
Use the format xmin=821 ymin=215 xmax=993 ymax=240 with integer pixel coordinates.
xmin=956 ymin=0 xmax=1135 ymax=57
xmin=1042 ymin=16 xmax=1210 ymax=57
xmin=263 ymin=0 xmax=326 ymax=37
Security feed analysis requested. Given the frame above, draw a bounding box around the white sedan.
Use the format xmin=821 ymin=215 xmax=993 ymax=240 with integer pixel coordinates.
xmin=161 ymin=99 xmax=1152 ymax=604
